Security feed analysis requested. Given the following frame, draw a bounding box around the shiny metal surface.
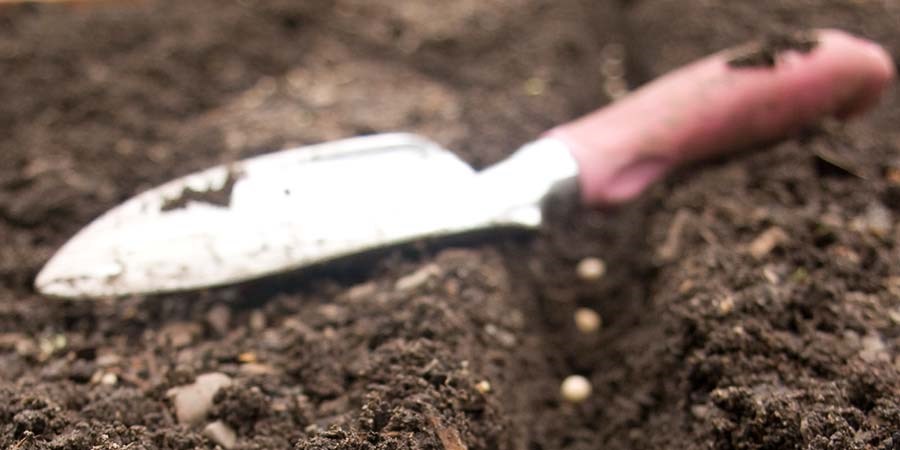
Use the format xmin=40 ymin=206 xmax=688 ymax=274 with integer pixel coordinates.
xmin=35 ymin=133 xmax=579 ymax=298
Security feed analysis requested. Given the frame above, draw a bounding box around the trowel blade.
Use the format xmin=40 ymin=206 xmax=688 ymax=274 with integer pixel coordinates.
xmin=35 ymin=133 xmax=542 ymax=298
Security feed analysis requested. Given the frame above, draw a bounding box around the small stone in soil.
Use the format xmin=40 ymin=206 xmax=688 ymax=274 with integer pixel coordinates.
xmin=204 ymin=420 xmax=237 ymax=449
xmin=318 ymin=304 xmax=346 ymax=322
xmin=690 ymin=404 xmax=710 ymax=419
xmin=159 ymin=322 xmax=202 ymax=348
xmin=576 ymin=257 xmax=606 ymax=281
xmin=573 ymin=308 xmax=602 ymax=334
xmin=561 ymin=375 xmax=592 ymax=403
xmin=860 ymin=334 xmax=888 ymax=363
xmin=166 ymin=372 xmax=233 ymax=425
xmin=15 ymin=337 xmax=37 ymax=357
xmin=748 ymin=226 xmax=788 ymax=259
xmin=864 ymin=202 xmax=892 ymax=237
xmin=484 ymin=324 xmax=517 ymax=348
xmin=249 ymin=310 xmax=267 ymax=331
xmin=395 ymin=264 xmax=441 ymax=291
xmin=207 ymin=305 xmax=232 ymax=336
xmin=475 ymin=380 xmax=491 ymax=394
xmin=717 ymin=296 xmax=735 ymax=315
xmin=100 ymin=372 xmax=118 ymax=385
xmin=427 ymin=415 xmax=468 ymax=450
xmin=95 ymin=353 xmax=121 ymax=367
xmin=888 ymin=308 xmax=900 ymax=325
xmin=849 ymin=202 xmax=893 ymax=237
xmin=762 ymin=265 xmax=781 ymax=284
xmin=344 ymin=282 xmax=377 ymax=301
xmin=240 ymin=363 xmax=278 ymax=375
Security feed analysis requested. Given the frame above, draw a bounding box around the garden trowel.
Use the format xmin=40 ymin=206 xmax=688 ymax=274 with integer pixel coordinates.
xmin=35 ymin=30 xmax=894 ymax=298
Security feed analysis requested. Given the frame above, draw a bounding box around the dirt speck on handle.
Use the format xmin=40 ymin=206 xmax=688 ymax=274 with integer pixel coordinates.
xmin=728 ymin=32 xmax=818 ymax=68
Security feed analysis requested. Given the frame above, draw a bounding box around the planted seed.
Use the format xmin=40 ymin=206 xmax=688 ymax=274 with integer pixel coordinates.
xmin=573 ymin=308 xmax=602 ymax=334
xmin=561 ymin=375 xmax=592 ymax=403
xmin=576 ymin=257 xmax=606 ymax=281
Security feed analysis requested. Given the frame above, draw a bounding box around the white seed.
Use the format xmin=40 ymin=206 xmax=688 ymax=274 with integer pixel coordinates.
xmin=576 ymin=257 xmax=606 ymax=281
xmin=573 ymin=308 xmax=602 ymax=334
xmin=560 ymin=375 xmax=592 ymax=403
xmin=475 ymin=380 xmax=491 ymax=394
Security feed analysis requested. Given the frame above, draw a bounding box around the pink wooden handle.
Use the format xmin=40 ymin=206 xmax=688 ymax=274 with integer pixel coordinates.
xmin=547 ymin=29 xmax=895 ymax=206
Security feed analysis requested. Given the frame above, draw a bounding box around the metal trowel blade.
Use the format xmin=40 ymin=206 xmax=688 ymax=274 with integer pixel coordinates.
xmin=34 ymin=133 xmax=547 ymax=298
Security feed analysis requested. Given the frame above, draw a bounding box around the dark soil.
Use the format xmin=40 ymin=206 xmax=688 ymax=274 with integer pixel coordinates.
xmin=160 ymin=166 xmax=242 ymax=212
xmin=727 ymin=31 xmax=818 ymax=68
xmin=1 ymin=1 xmax=899 ymax=449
